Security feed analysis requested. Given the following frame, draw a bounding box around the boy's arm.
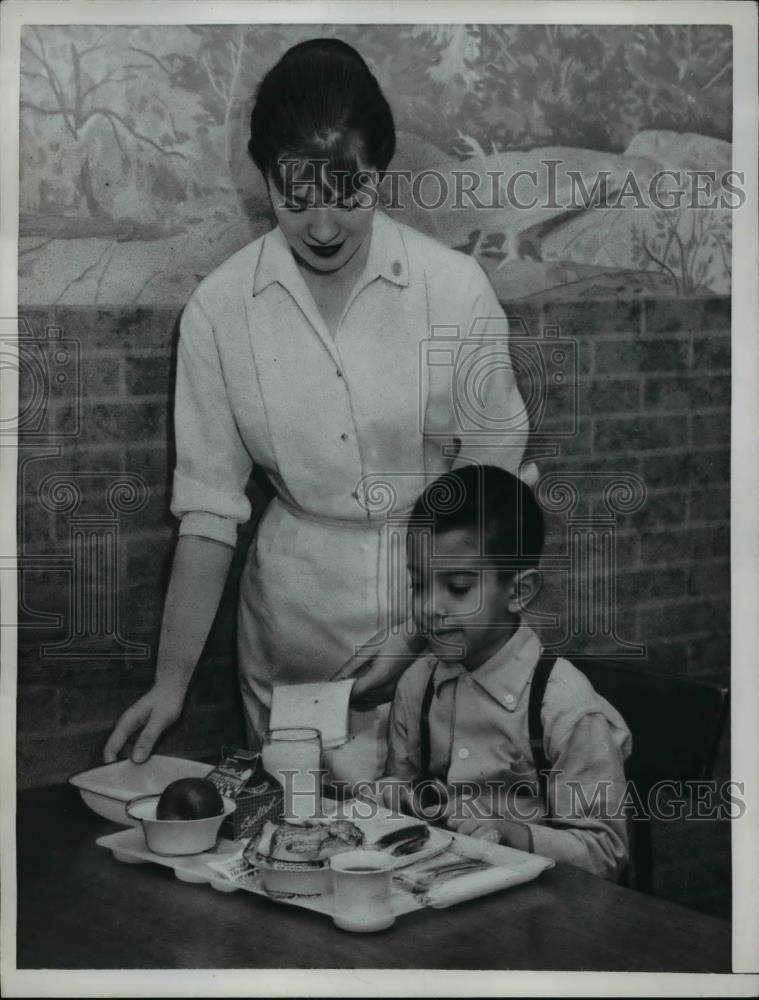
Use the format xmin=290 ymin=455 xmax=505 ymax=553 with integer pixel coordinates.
xmin=330 ymin=618 xmax=427 ymax=708
xmin=524 ymin=712 xmax=631 ymax=879
xmin=353 ymin=677 xmax=421 ymax=813
xmin=448 ymin=712 xmax=629 ymax=876
xmin=383 ymin=675 xmax=422 ymax=783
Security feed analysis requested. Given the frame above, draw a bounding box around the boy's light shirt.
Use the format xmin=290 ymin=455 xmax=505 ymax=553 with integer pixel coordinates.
xmin=386 ymin=624 xmax=633 ymax=879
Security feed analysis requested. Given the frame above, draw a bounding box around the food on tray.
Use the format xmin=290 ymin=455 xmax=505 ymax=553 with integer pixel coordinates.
xmin=156 ymin=777 xmax=225 ymax=821
xmin=253 ymin=818 xmax=365 ymax=866
xmin=205 ymin=748 xmax=285 ymax=841
xmin=373 ymin=822 xmax=431 ymax=856
xmin=206 ymin=749 xmax=261 ymax=799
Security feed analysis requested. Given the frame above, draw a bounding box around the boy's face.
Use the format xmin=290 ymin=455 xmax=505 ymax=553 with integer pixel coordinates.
xmin=407 ymin=526 xmax=520 ymax=671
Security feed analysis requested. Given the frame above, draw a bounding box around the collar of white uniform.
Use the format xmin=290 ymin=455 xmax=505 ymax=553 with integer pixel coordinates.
xmin=429 ymin=623 xmax=542 ymax=713
xmin=251 ymin=210 xmax=410 ymax=296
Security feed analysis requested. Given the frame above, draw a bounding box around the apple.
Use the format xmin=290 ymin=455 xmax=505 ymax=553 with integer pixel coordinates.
xmin=156 ymin=777 xmax=224 ymax=821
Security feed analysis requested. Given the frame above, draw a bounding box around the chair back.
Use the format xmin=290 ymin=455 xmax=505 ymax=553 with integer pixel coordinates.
xmin=569 ymin=657 xmax=729 ymax=791
xmin=564 ymin=655 xmax=729 ymax=892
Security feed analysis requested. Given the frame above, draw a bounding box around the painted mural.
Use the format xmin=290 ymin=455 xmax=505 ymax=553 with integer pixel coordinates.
xmin=18 ymin=23 xmax=733 ymax=305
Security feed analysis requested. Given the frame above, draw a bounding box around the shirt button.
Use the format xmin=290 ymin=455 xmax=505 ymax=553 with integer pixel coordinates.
xmin=505 ymin=694 xmax=515 ymax=705
xmin=392 ymin=260 xmax=402 ymax=276
xmin=458 ymin=748 xmax=470 ymax=760
xmin=336 ymin=369 xmax=343 ymax=378
xmin=340 ymin=433 xmax=348 ymax=441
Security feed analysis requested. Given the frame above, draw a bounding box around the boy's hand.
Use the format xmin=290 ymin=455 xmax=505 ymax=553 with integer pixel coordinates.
xmin=352 ymin=778 xmax=452 ymax=822
xmin=445 ymin=814 xmax=532 ymax=852
xmin=331 ymin=625 xmax=425 ymax=709
xmin=353 ymin=777 xmax=415 ymax=814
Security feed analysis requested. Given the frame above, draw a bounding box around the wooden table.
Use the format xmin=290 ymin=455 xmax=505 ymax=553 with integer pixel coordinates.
xmin=16 ymin=785 xmax=732 ymax=972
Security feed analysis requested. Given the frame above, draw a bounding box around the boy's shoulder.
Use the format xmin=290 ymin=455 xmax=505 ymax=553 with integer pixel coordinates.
xmin=542 ymin=656 xmax=631 ymax=741
xmin=544 ymin=656 xmax=598 ymax=704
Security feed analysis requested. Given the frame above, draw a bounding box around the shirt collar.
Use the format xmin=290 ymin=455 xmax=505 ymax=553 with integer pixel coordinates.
xmin=431 ymin=624 xmax=542 ymax=712
xmin=251 ymin=210 xmax=409 ymax=297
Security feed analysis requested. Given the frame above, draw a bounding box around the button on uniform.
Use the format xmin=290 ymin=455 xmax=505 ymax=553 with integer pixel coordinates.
xmin=340 ymin=433 xmax=348 ymax=441
xmin=504 ymin=694 xmax=515 ymax=705
xmin=392 ymin=260 xmax=402 ymax=276
xmin=458 ymin=747 xmax=470 ymax=760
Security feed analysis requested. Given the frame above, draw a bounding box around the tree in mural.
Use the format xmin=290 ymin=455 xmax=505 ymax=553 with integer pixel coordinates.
xmin=412 ymin=24 xmax=733 ymax=157
xmin=630 ymin=208 xmax=731 ymax=297
xmin=126 ymin=25 xmax=296 ymax=220
xmin=20 ymin=25 xmax=192 ymax=236
xmin=624 ymin=26 xmax=732 ymax=140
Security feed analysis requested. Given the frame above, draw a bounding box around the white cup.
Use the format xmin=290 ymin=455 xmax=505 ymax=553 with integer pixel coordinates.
xmin=261 ymin=727 xmax=322 ymax=822
xmin=329 ymin=849 xmax=396 ymax=933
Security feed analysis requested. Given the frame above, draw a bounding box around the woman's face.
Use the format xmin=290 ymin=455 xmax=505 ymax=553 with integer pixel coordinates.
xmin=267 ymin=163 xmax=379 ymax=275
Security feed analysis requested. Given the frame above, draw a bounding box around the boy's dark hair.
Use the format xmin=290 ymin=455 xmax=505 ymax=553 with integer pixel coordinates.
xmin=409 ymin=465 xmax=545 ymax=571
xmin=248 ymin=38 xmax=395 ymax=196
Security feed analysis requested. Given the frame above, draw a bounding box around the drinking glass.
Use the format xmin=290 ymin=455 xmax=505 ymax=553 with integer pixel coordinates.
xmin=262 ymin=727 xmax=322 ymax=822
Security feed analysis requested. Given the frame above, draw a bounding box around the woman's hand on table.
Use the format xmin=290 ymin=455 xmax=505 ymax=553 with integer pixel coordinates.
xmin=102 ymin=683 xmax=186 ymax=764
xmin=331 ymin=622 xmax=426 ymax=709
xmin=102 ymin=536 xmax=233 ymax=764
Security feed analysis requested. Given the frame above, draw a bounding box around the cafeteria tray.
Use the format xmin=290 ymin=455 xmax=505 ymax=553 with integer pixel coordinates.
xmin=96 ymin=805 xmax=553 ymax=921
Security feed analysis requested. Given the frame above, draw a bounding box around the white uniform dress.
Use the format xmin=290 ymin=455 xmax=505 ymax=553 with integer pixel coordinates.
xmin=170 ymin=211 xmax=530 ymax=778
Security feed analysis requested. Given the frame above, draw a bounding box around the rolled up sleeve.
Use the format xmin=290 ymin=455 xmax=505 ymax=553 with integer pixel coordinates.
xmin=451 ymin=260 xmax=532 ymax=477
xmin=170 ymin=294 xmax=254 ymax=547
xmin=526 ymin=713 xmax=632 ymax=880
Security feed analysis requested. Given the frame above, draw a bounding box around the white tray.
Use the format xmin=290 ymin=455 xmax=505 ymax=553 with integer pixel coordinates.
xmin=96 ymin=803 xmax=554 ymax=921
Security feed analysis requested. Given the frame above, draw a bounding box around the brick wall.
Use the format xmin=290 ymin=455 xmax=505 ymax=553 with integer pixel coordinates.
xmin=510 ymin=296 xmax=731 ymax=919
xmin=510 ymin=297 xmax=731 ymax=681
xmin=16 ymin=296 xmax=731 ymax=916
xmin=17 ymin=307 xmax=251 ymax=788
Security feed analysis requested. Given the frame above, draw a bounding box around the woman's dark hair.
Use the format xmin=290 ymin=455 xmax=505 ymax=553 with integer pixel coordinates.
xmin=409 ymin=465 xmax=545 ymax=572
xmin=248 ymin=38 xmax=395 ymax=195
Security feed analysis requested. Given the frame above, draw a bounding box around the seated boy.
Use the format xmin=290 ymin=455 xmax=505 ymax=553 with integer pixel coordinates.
xmin=376 ymin=464 xmax=632 ymax=880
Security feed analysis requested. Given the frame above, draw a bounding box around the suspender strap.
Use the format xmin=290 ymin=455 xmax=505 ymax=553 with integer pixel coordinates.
xmin=528 ymin=653 xmax=558 ymax=816
xmin=418 ymin=667 xmax=437 ymax=781
xmin=419 ymin=654 xmax=558 ymax=808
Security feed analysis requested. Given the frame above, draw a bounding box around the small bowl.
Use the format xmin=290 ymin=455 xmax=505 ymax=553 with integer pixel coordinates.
xmin=70 ymin=756 xmax=214 ymax=826
xmin=126 ymin=793 xmax=236 ymax=856
xmin=252 ymin=854 xmax=330 ymax=897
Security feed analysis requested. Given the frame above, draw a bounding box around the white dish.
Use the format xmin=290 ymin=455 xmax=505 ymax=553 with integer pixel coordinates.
xmin=254 ymin=856 xmax=331 ymax=897
xmin=69 ymin=755 xmax=214 ymax=825
xmin=250 ymin=817 xmax=363 ymax=897
xmin=342 ymin=811 xmax=454 ymax=868
xmin=126 ymin=794 xmax=236 ymax=856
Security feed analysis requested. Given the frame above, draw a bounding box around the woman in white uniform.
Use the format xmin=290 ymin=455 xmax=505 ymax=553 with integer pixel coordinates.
xmin=104 ymin=38 xmax=531 ymax=776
